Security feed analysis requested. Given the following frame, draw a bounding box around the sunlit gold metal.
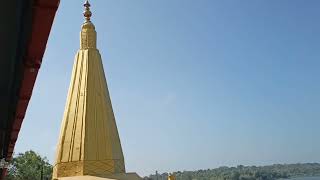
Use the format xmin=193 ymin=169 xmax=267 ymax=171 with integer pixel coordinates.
xmin=168 ymin=174 xmax=176 ymax=180
xmin=52 ymin=1 xmax=141 ymax=179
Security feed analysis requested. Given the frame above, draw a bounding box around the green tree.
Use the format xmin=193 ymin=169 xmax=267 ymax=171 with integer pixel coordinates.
xmin=6 ymin=150 xmax=52 ymax=180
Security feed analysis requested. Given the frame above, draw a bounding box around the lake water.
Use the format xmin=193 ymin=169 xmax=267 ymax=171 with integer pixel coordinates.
xmin=285 ymin=177 xmax=320 ymax=180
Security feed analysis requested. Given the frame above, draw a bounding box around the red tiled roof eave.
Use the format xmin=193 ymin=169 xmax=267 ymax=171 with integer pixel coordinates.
xmin=6 ymin=0 xmax=60 ymax=161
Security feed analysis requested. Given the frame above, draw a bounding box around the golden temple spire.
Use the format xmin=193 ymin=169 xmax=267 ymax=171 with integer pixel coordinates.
xmin=52 ymin=1 xmax=142 ymax=179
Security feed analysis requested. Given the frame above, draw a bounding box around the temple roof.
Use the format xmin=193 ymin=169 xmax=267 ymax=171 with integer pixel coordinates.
xmin=0 ymin=0 xmax=59 ymax=178
xmin=53 ymin=1 xmax=126 ymax=178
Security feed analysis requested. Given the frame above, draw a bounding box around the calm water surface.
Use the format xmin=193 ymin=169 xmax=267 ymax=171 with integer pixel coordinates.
xmin=285 ymin=177 xmax=320 ymax=180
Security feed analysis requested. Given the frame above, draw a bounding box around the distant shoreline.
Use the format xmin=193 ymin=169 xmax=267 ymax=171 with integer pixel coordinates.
xmin=145 ymin=163 xmax=320 ymax=180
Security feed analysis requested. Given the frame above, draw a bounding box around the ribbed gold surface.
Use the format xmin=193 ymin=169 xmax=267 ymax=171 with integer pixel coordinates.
xmin=53 ymin=21 xmax=125 ymax=179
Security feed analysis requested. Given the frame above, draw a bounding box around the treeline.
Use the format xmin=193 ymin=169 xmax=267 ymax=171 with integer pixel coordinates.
xmin=144 ymin=163 xmax=320 ymax=180
xmin=6 ymin=151 xmax=52 ymax=180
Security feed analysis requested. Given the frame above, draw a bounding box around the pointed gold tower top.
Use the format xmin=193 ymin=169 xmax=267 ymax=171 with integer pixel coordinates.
xmin=52 ymin=1 xmax=133 ymax=179
xmin=80 ymin=0 xmax=96 ymax=49
xmin=83 ymin=0 xmax=92 ymax=22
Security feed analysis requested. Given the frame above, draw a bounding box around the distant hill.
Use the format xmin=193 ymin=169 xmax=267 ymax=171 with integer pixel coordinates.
xmin=144 ymin=163 xmax=320 ymax=180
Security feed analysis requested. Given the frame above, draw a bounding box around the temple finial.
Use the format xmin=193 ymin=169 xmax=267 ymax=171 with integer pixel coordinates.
xmin=83 ymin=0 xmax=92 ymax=22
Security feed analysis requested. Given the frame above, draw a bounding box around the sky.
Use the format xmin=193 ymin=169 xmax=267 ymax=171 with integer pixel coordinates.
xmin=15 ymin=0 xmax=320 ymax=176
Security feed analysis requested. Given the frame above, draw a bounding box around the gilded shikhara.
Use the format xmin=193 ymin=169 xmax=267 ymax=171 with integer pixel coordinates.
xmin=52 ymin=1 xmax=141 ymax=180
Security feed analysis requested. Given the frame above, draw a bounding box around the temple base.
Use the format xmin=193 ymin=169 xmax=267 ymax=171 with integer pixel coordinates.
xmin=54 ymin=173 xmax=142 ymax=180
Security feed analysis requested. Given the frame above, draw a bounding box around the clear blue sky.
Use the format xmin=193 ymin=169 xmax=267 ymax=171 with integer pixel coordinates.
xmin=16 ymin=0 xmax=320 ymax=176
